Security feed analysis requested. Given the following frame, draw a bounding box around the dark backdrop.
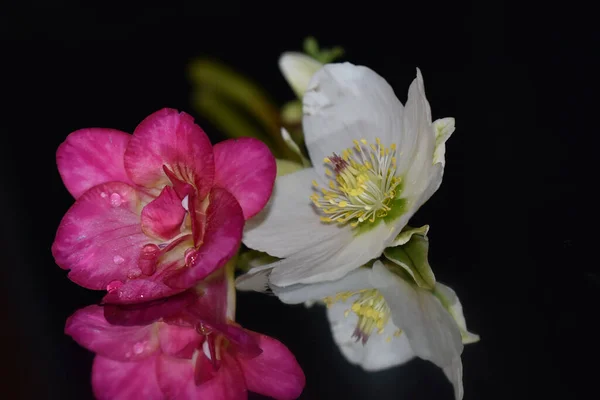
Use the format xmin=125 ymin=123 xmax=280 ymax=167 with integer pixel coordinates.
xmin=1 ymin=3 xmax=595 ymax=399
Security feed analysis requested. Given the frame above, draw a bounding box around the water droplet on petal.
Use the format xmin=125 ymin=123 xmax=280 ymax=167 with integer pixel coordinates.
xmin=139 ymin=244 xmax=160 ymax=275
xmin=185 ymin=248 xmax=199 ymax=267
xmin=100 ymin=192 xmax=108 ymax=198
xmin=113 ymin=255 xmax=125 ymax=264
xmin=127 ymin=268 xmax=142 ymax=279
xmin=125 ymin=351 xmax=132 ymax=358
xmin=110 ymin=193 xmax=123 ymax=207
xmin=133 ymin=342 xmax=145 ymax=355
xmin=106 ymin=280 xmax=123 ymax=293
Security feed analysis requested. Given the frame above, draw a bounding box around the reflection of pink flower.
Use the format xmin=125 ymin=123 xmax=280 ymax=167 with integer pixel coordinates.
xmin=52 ymin=108 xmax=276 ymax=303
xmin=65 ymin=271 xmax=305 ymax=400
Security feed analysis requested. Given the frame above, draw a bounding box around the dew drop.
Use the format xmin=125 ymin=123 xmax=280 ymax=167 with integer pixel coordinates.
xmin=184 ymin=248 xmax=199 ymax=267
xmin=139 ymin=244 xmax=160 ymax=275
xmin=100 ymin=192 xmax=108 ymax=198
xmin=125 ymin=351 xmax=132 ymax=358
xmin=110 ymin=193 xmax=123 ymax=207
xmin=113 ymin=255 xmax=125 ymax=265
xmin=106 ymin=280 xmax=123 ymax=293
xmin=127 ymin=268 xmax=142 ymax=279
xmin=133 ymin=342 xmax=145 ymax=355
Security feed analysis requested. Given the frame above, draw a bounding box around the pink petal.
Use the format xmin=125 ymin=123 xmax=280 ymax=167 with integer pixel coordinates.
xmin=158 ymin=324 xmax=202 ymax=358
xmin=166 ymin=187 xmax=244 ymax=288
xmin=52 ymin=182 xmax=150 ymax=290
xmin=101 ymin=277 xmax=185 ymax=305
xmin=56 ymin=128 xmax=134 ymax=199
xmin=185 ymin=268 xmax=229 ymax=323
xmin=156 ymin=353 xmax=247 ymax=400
xmin=237 ymin=331 xmax=306 ymax=400
xmin=92 ymin=356 xmax=163 ymax=400
xmin=124 ymin=108 xmax=215 ymax=198
xmin=103 ymin=290 xmax=197 ymax=325
xmin=213 ymin=138 xmax=276 ymax=220
xmin=65 ymin=305 xmax=159 ymax=361
xmin=140 ymin=186 xmax=186 ymax=240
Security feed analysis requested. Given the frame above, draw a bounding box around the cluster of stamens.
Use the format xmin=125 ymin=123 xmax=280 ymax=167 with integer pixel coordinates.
xmin=324 ymin=289 xmax=401 ymax=344
xmin=310 ymin=138 xmax=402 ymax=227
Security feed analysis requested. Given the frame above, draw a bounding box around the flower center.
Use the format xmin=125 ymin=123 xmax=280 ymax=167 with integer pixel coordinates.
xmin=311 ymin=138 xmax=402 ymax=227
xmin=324 ymin=289 xmax=401 ymax=344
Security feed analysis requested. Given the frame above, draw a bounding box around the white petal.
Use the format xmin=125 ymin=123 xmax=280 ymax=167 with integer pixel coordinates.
xmin=271 ymin=267 xmax=372 ymax=304
xmin=269 ymin=221 xmax=390 ymax=286
xmin=327 ymin=298 xmax=415 ymax=371
xmin=243 ymin=167 xmax=345 ymax=258
xmin=435 ymin=283 xmax=480 ymax=344
xmin=302 ymin=63 xmax=405 ymax=179
xmin=235 ymin=268 xmax=271 ymax=292
xmin=279 ymin=52 xmax=323 ymax=99
xmin=371 ymin=261 xmax=463 ymax=368
xmin=432 ymin=117 xmax=456 ymax=166
xmin=442 ymin=357 xmax=464 ymax=400
xmin=400 ymin=69 xmax=437 ymax=200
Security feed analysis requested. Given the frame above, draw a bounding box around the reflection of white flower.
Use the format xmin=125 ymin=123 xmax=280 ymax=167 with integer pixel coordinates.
xmin=241 ymin=63 xmax=455 ymax=287
xmin=263 ymin=261 xmax=477 ymax=400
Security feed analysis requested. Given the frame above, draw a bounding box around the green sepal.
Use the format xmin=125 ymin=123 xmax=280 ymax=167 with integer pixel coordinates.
xmin=383 ymin=232 xmax=436 ymax=290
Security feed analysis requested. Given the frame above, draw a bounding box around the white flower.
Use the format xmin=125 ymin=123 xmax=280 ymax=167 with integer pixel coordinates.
xmin=259 ymin=261 xmax=477 ymax=400
xmin=279 ymin=52 xmax=324 ymax=99
xmin=241 ymin=63 xmax=455 ymax=288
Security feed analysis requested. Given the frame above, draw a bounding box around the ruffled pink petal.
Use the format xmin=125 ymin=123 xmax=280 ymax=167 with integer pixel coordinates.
xmin=237 ymin=331 xmax=306 ymax=400
xmin=52 ymin=182 xmax=150 ymax=290
xmin=158 ymin=324 xmax=202 ymax=358
xmin=124 ymin=108 xmax=215 ymax=198
xmin=166 ymin=187 xmax=244 ymax=288
xmin=213 ymin=138 xmax=276 ymax=220
xmin=92 ymin=356 xmax=163 ymax=400
xmin=140 ymin=186 xmax=186 ymax=240
xmin=156 ymin=353 xmax=247 ymax=400
xmin=56 ymin=128 xmax=134 ymax=199
xmin=65 ymin=305 xmax=159 ymax=361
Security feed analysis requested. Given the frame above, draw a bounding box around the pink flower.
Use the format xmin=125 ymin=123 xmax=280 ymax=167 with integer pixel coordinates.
xmin=65 ymin=271 xmax=305 ymax=400
xmin=52 ymin=108 xmax=276 ymax=304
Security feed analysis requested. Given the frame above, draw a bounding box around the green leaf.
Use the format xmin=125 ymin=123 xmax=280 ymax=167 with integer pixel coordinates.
xmin=237 ymin=249 xmax=279 ymax=273
xmin=281 ymin=100 xmax=303 ymax=126
xmin=319 ymin=46 xmax=345 ymax=63
xmin=303 ymin=36 xmax=320 ymax=58
xmin=188 ymin=58 xmax=295 ymax=159
xmin=302 ymin=37 xmax=345 ymax=63
xmin=383 ymin=234 xmax=436 ymax=290
xmin=390 ymin=225 xmax=430 ymax=247
xmin=276 ymin=159 xmax=304 ymax=176
xmin=191 ymin=90 xmax=280 ymax=156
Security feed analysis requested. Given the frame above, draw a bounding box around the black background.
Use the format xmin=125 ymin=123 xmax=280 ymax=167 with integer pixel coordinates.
xmin=1 ymin=2 xmax=595 ymax=399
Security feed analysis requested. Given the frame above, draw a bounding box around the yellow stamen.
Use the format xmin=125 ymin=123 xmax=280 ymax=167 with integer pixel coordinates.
xmin=310 ymin=138 xmax=402 ymax=228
